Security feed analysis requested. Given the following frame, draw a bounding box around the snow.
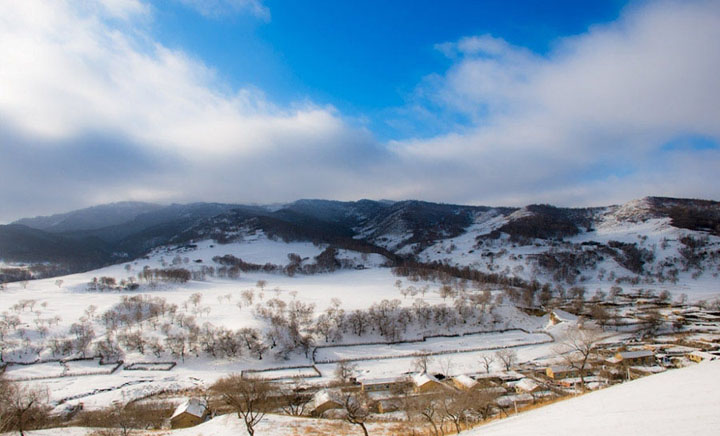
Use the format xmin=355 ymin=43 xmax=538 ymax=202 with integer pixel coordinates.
xmin=617 ymin=350 xmax=654 ymax=359
xmin=2 ymin=220 xmax=716 ymax=412
xmin=515 ymin=377 xmax=539 ymax=392
xmin=160 ymin=237 xmax=325 ymax=266
xmin=466 ymin=360 xmax=720 ymax=436
xmin=15 ymin=413 xmax=407 ymax=436
xmin=550 ymin=310 xmax=577 ymax=323
xmin=171 ymin=398 xmax=207 ymax=419
xmin=417 ymin=204 xmax=720 ymax=301
xmin=452 ymin=374 xmax=477 ymax=389
xmin=410 ymin=372 xmax=438 ymax=387
xmin=314 ymin=330 xmax=551 ymax=363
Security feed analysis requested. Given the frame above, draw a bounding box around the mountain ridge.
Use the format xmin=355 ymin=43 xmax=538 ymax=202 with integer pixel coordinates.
xmin=2 ymin=196 xmax=719 ymax=281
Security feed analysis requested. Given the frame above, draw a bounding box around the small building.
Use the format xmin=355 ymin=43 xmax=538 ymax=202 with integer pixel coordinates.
xmin=472 ymin=370 xmax=523 ymax=385
xmin=610 ymin=350 xmax=656 ymax=366
xmin=411 ymin=372 xmax=445 ymax=393
xmin=170 ymin=398 xmax=208 ymax=429
xmin=452 ymin=374 xmax=479 ymax=391
xmin=556 ymin=375 xmax=603 ymax=388
xmin=546 ymin=365 xmax=579 ymax=380
xmin=549 ymin=310 xmax=578 ymax=326
xmin=496 ymin=393 xmax=534 ymax=408
xmin=515 ymin=378 xmax=540 ymax=393
xmin=309 ymin=390 xmax=342 ymax=416
xmin=688 ymin=350 xmax=717 ymax=363
xmin=360 ymin=377 xmax=409 ymax=393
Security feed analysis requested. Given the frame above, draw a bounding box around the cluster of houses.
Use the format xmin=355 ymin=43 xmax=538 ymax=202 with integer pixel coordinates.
xmin=168 ymin=336 xmax=719 ymax=429
xmin=166 ymin=300 xmax=720 ymax=429
xmin=307 ymin=369 xmax=559 ymax=417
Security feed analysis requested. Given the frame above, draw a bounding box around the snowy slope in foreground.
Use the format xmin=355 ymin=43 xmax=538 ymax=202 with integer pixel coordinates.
xmin=467 ymin=360 xmax=720 ymax=436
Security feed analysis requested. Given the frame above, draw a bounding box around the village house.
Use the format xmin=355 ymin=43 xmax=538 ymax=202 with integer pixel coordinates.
xmin=410 ymin=372 xmax=446 ymax=393
xmin=607 ymin=350 xmax=656 ymax=366
xmin=545 ymin=365 xmax=580 ymax=380
xmin=309 ymin=389 xmax=342 ymax=416
xmin=548 ymin=309 xmax=578 ymax=326
xmin=514 ymin=378 xmax=541 ymax=394
xmin=688 ymin=350 xmax=717 ymax=363
xmin=170 ymin=398 xmax=208 ymax=429
xmin=451 ymin=374 xmax=479 ymax=391
xmin=360 ymin=376 xmax=409 ymax=393
xmin=556 ymin=375 xmax=604 ymax=389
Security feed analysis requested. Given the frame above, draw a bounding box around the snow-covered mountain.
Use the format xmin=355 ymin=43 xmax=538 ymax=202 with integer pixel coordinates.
xmin=2 ymin=196 xmax=719 ymax=286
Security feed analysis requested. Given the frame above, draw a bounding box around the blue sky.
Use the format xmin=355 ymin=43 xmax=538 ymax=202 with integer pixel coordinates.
xmin=0 ymin=0 xmax=719 ymax=222
xmin=151 ymin=0 xmax=628 ymax=139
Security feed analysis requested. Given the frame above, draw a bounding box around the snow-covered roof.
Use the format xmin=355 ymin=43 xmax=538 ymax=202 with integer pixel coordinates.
xmin=411 ymin=372 xmax=440 ymax=387
xmin=548 ymin=365 xmax=577 ymax=373
xmin=171 ymin=398 xmax=207 ymax=420
xmin=515 ymin=378 xmax=540 ymax=392
xmin=551 ymin=309 xmax=578 ymax=322
xmin=496 ymin=393 xmax=534 ymax=407
xmin=558 ymin=376 xmax=602 ymax=385
xmin=311 ymin=389 xmax=340 ymax=410
xmin=474 ymin=370 xmax=524 ymax=381
xmin=618 ymin=350 xmax=655 ymax=359
xmin=453 ymin=374 xmax=478 ymax=389
xmin=360 ymin=376 xmax=403 ymax=386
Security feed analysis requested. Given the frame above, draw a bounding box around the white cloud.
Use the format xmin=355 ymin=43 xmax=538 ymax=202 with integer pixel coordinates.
xmin=175 ymin=0 xmax=270 ymax=20
xmin=0 ymin=0 xmax=377 ymax=220
xmin=391 ymin=0 xmax=720 ymax=206
xmin=0 ymin=0 xmax=719 ymax=222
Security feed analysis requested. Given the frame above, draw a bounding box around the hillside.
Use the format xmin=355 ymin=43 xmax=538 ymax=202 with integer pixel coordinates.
xmin=1 ymin=196 xmax=720 ymax=291
xmin=14 ymin=202 xmax=163 ymax=233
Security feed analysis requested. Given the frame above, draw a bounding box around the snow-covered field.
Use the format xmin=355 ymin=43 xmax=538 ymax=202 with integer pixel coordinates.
xmin=314 ymin=330 xmax=551 ymax=363
xmin=2 ymin=218 xmax=718 ymax=413
xmin=1 ymin=235 xmax=555 ymax=410
xmin=465 ymin=360 xmax=720 ymax=436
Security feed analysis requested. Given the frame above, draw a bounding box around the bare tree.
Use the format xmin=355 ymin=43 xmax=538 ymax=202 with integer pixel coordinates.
xmin=439 ymin=357 xmax=454 ymax=378
xmin=590 ymin=304 xmax=611 ymax=330
xmin=640 ymin=309 xmax=664 ymax=337
xmin=0 ymin=379 xmax=50 ymax=436
xmin=211 ymin=375 xmax=270 ymax=436
xmin=0 ymin=375 xmax=10 ymax=434
xmin=241 ymin=289 xmax=255 ymax=307
xmin=412 ymin=353 xmax=431 ymax=373
xmin=279 ymin=377 xmax=311 ymax=416
xmin=334 ymin=359 xmax=358 ymax=385
xmin=555 ymin=325 xmax=603 ymax=387
xmin=340 ymin=391 xmax=372 ymax=436
xmin=410 ymin=394 xmax=443 ymax=436
xmin=468 ymin=387 xmax=501 ymax=422
xmin=495 ymin=349 xmax=517 ymax=371
xmin=441 ymin=390 xmax=475 ymax=434
xmin=479 ymin=355 xmax=495 ymax=373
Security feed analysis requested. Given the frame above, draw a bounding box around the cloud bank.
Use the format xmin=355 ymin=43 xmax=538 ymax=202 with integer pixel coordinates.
xmin=0 ymin=0 xmax=719 ymax=221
